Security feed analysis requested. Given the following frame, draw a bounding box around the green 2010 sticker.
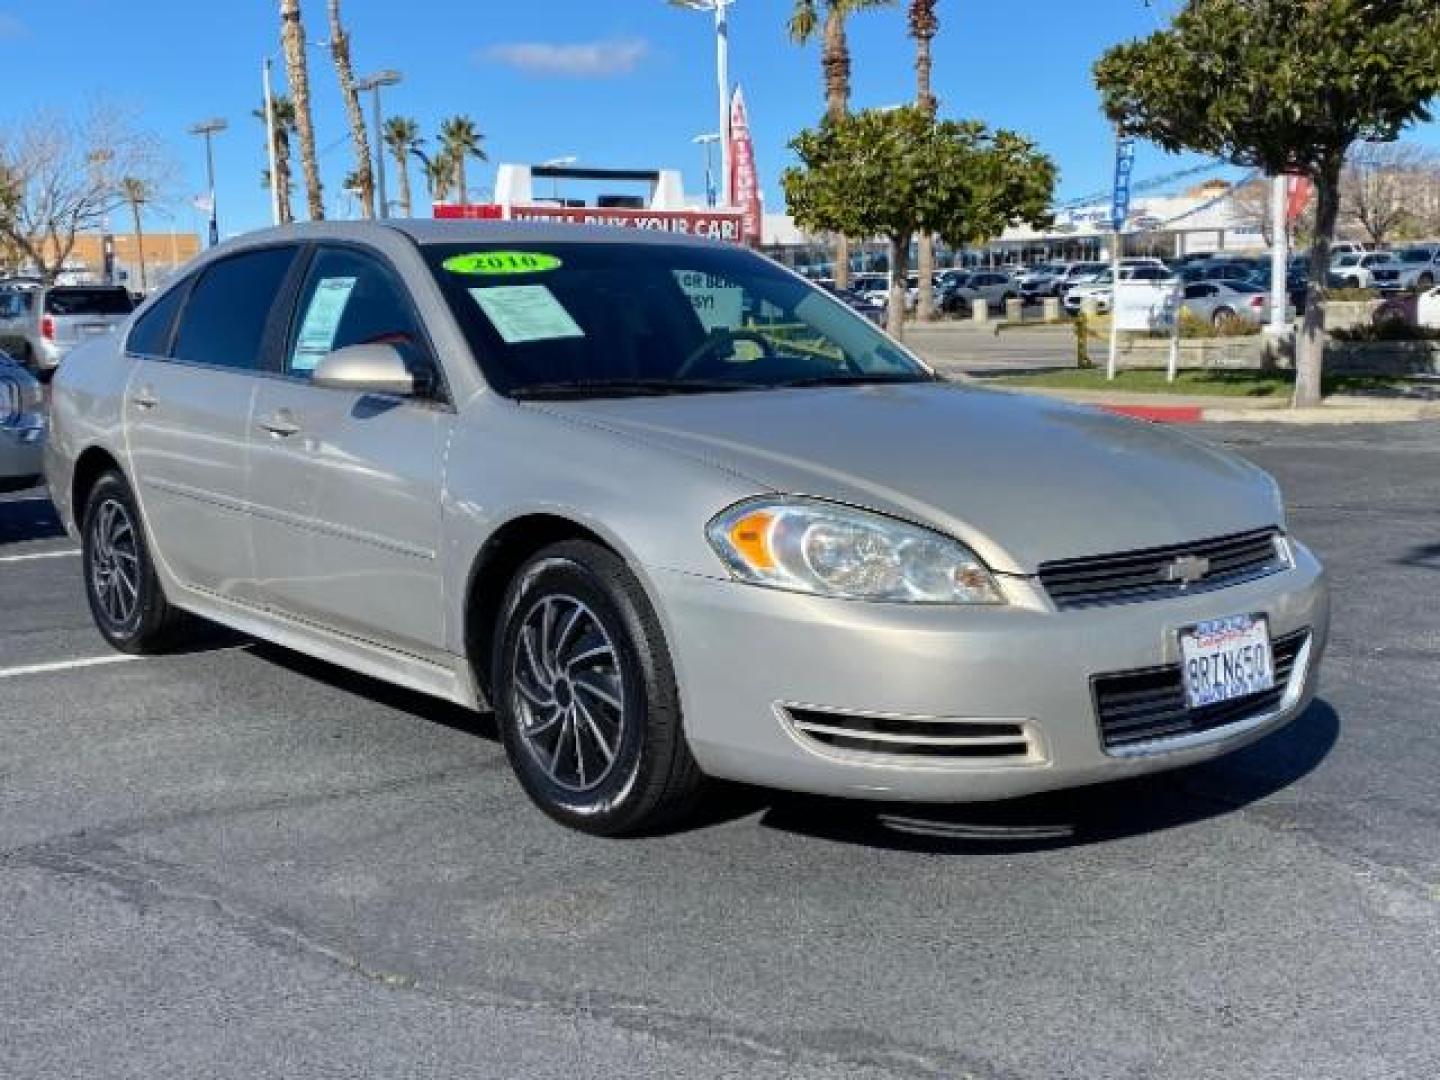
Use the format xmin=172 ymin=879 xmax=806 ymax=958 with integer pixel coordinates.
xmin=442 ymin=251 xmax=563 ymax=275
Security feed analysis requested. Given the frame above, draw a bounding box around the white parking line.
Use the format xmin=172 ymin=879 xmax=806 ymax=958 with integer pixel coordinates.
xmin=0 ymin=549 xmax=80 ymax=564
xmin=0 ymin=654 xmax=141 ymax=680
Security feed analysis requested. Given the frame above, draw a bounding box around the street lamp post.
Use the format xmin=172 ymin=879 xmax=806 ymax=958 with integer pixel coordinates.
xmin=262 ymin=58 xmax=281 ymax=226
xmin=356 ymin=70 xmax=403 ymax=219
xmin=670 ymin=0 xmax=735 ymax=207
xmin=693 ymin=133 xmax=720 ymax=207
xmin=188 ymin=118 xmax=228 ymax=247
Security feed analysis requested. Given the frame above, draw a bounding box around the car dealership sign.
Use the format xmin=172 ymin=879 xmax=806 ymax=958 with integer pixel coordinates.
xmin=435 ymin=201 xmax=748 ymax=244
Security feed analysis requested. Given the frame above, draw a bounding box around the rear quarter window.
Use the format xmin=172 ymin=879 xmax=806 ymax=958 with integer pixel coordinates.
xmin=126 ymin=282 xmax=190 ymax=358
xmin=44 ymin=288 xmax=135 ymax=316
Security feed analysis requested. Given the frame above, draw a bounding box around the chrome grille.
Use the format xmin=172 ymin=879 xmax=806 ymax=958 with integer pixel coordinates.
xmin=1038 ymin=529 xmax=1286 ymax=610
xmin=784 ymin=707 xmax=1034 ymax=761
xmin=1093 ymin=629 xmax=1309 ymax=751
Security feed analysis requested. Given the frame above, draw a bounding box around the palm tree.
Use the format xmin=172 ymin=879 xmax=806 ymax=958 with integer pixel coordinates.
xmin=254 ymin=95 xmax=297 ymax=224
xmin=438 ymin=115 xmax=487 ymax=206
xmin=280 ymin=0 xmax=324 ymax=219
xmin=382 ymin=116 xmax=421 ymax=217
xmin=119 ymin=177 xmax=150 ymax=293
xmin=910 ymin=0 xmax=940 ymax=321
xmin=326 ymin=0 xmax=375 ymax=218
xmin=416 ymin=148 xmax=455 ymax=204
xmin=788 ymin=0 xmax=894 ymax=289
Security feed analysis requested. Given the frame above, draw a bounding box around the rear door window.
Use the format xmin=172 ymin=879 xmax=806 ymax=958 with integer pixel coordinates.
xmin=172 ymin=246 xmax=299 ymax=371
xmin=44 ymin=288 xmax=134 ymax=316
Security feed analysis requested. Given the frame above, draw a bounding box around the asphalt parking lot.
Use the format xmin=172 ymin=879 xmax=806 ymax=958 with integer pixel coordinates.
xmin=3 ymin=421 xmax=1438 ymax=1079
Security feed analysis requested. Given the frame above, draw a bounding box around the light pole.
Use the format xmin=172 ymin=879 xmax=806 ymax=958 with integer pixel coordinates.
xmin=670 ymin=0 xmax=735 ymax=207
xmin=356 ymin=69 xmax=403 ymax=219
xmin=262 ymin=58 xmax=281 ymax=226
xmin=188 ymin=118 xmax=227 ymax=246
xmin=693 ymin=133 xmax=720 ymax=207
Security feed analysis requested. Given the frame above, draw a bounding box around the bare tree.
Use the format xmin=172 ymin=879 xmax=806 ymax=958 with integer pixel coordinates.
xmin=1341 ymin=142 xmax=1438 ymax=245
xmin=1229 ymin=174 xmax=1316 ymax=247
xmin=326 ymin=0 xmax=374 ymax=219
xmin=0 ymin=106 xmax=172 ymax=284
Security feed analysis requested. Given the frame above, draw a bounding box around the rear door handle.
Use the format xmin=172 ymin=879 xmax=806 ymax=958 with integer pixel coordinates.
xmin=257 ymin=410 xmax=301 ymax=438
xmin=132 ymin=387 xmax=158 ymax=410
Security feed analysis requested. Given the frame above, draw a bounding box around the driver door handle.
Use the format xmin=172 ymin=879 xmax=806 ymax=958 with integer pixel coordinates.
xmin=257 ymin=410 xmax=301 ymax=438
xmin=132 ymin=387 xmax=158 ymax=410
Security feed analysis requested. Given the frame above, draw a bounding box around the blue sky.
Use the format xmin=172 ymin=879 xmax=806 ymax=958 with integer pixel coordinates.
xmin=2 ymin=0 xmax=1438 ymax=237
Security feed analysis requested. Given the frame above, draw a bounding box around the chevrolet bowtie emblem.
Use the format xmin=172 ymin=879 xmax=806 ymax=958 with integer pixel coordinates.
xmin=1162 ymin=554 xmax=1211 ymax=586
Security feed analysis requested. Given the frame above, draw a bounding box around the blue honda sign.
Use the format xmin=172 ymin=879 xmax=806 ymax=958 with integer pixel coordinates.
xmin=1111 ymin=137 xmax=1136 ymax=233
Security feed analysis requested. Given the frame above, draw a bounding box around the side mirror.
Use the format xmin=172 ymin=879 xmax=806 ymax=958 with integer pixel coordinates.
xmin=312 ymin=343 xmax=414 ymax=397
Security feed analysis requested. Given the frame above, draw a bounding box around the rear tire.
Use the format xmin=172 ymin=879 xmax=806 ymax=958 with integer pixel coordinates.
xmin=490 ymin=540 xmax=706 ymax=836
xmin=81 ymin=470 xmax=194 ymax=654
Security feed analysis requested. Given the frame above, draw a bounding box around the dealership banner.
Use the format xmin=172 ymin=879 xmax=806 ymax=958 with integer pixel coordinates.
xmin=434 ymin=202 xmax=747 ymax=244
xmin=729 ymin=86 xmax=763 ymax=245
xmin=1285 ymin=174 xmax=1314 ymax=225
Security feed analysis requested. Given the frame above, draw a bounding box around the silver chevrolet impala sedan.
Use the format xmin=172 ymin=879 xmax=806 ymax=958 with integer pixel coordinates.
xmin=45 ymin=221 xmax=1329 ymax=835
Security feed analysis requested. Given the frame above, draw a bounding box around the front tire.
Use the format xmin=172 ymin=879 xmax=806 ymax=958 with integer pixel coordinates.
xmin=491 ymin=540 xmax=705 ymax=836
xmin=81 ymin=470 xmax=193 ymax=653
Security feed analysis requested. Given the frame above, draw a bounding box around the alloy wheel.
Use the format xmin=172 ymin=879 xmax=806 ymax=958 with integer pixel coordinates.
xmin=510 ymin=594 xmax=626 ymax=793
xmin=89 ymin=497 xmax=141 ymax=628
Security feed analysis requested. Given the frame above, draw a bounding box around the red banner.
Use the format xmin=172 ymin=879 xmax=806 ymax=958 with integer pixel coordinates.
xmin=434 ymin=201 xmax=746 ymax=243
xmin=1285 ymin=174 xmax=1314 ymax=225
xmin=729 ymin=86 xmax=763 ymax=245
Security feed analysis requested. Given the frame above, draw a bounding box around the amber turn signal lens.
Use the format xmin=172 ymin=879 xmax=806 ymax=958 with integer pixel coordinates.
xmin=727 ymin=510 xmax=777 ymax=571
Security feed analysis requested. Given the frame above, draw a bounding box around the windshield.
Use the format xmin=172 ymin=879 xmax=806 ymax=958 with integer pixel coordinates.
xmin=424 ymin=242 xmax=930 ymax=398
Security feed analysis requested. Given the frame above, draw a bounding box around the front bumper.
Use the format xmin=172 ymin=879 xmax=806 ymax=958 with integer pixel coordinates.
xmin=652 ymin=543 xmax=1328 ymax=803
xmin=0 ymin=414 xmax=46 ymax=488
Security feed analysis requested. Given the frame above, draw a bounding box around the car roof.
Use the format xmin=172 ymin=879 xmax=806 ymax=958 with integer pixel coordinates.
xmin=218 ymin=218 xmax=733 ymax=254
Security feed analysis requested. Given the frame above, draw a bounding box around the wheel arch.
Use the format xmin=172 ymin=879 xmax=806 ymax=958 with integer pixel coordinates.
xmin=462 ymin=513 xmax=629 ymax=701
xmin=71 ymin=445 xmax=128 ymax=527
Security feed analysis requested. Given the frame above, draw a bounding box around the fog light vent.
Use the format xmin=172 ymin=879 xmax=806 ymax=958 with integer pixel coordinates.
xmin=783 ymin=707 xmax=1033 ymax=761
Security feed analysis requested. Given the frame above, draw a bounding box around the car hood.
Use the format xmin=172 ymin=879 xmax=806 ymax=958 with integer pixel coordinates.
xmin=537 ymin=382 xmax=1280 ymax=574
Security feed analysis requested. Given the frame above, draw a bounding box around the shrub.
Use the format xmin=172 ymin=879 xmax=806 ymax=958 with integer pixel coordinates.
xmin=1332 ymin=321 xmax=1440 ymax=343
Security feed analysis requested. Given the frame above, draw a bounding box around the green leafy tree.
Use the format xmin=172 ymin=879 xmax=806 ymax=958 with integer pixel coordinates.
xmin=784 ymin=106 xmax=1056 ymax=337
xmin=787 ymin=0 xmax=895 ymax=290
xmin=1094 ymin=0 xmax=1440 ymax=407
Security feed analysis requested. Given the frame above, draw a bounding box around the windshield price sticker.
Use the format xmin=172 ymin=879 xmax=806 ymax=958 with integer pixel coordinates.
xmin=443 ymin=252 xmax=563 ymax=276
xmin=470 ymin=285 xmax=585 ymax=345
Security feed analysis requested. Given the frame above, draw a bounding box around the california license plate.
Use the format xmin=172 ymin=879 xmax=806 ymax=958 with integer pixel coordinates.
xmin=1179 ymin=614 xmax=1274 ymax=709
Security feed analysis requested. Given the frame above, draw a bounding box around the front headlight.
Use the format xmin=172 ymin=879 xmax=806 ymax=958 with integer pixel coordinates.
xmin=706 ymin=497 xmax=1005 ymax=604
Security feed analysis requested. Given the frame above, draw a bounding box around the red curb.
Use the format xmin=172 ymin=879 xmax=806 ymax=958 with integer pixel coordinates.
xmin=1101 ymin=404 xmax=1205 ymax=424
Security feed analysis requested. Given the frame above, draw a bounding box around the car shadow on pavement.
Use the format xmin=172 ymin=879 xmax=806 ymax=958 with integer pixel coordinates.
xmin=0 ymin=489 xmax=66 ymax=546
xmin=247 ymin=640 xmax=500 ymax=742
xmin=1395 ymin=542 xmax=1440 ymax=570
xmin=754 ymin=700 xmax=1340 ymax=854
